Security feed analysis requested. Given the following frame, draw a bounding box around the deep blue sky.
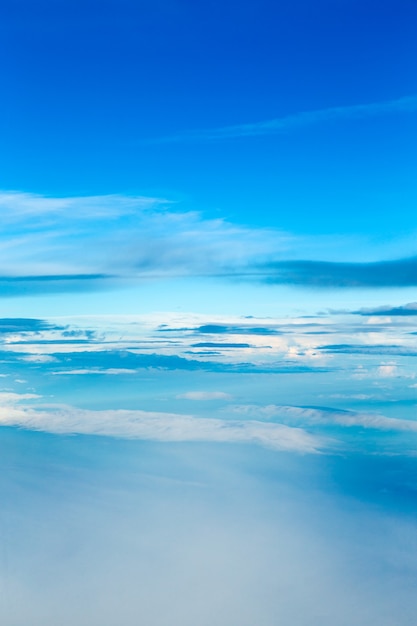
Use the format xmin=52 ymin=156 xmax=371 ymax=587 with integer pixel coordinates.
xmin=1 ymin=0 xmax=416 ymax=234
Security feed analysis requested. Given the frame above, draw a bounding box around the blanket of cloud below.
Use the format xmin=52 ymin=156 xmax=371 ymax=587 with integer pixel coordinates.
xmin=1 ymin=428 xmax=416 ymax=626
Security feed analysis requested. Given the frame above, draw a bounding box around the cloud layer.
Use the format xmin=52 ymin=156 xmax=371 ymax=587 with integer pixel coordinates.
xmin=0 ymin=393 xmax=324 ymax=453
xmin=1 ymin=191 xmax=417 ymax=293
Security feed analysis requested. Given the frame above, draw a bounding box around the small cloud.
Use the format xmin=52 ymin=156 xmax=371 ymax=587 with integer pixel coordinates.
xmin=22 ymin=354 xmax=58 ymax=363
xmin=177 ymin=391 xmax=232 ymax=401
xmin=377 ymin=362 xmax=398 ymax=378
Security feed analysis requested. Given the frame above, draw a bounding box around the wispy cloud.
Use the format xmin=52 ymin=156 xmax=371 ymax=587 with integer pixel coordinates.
xmin=0 ymin=191 xmax=165 ymax=221
xmin=0 ymin=190 xmax=290 ymax=292
xmin=0 ymin=393 xmax=325 ymax=453
xmin=1 ymin=191 xmax=416 ymax=295
xmin=151 ymin=94 xmax=417 ymax=142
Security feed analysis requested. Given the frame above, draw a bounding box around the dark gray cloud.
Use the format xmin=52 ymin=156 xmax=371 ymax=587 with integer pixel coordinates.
xmin=260 ymin=256 xmax=417 ymax=288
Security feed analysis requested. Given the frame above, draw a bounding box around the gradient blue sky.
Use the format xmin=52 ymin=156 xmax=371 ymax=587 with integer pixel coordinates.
xmin=1 ymin=1 xmax=417 ymax=624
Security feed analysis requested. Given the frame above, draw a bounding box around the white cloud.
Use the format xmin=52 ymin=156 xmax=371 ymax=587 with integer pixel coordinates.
xmin=377 ymin=362 xmax=398 ymax=378
xmin=0 ymin=191 xmax=164 ymax=221
xmin=0 ymin=394 xmax=324 ymax=453
xmin=0 ymin=392 xmax=40 ymax=403
xmin=176 ymin=391 xmax=232 ymax=401
xmin=230 ymin=403 xmax=417 ymax=432
xmin=21 ymin=354 xmax=58 ymax=363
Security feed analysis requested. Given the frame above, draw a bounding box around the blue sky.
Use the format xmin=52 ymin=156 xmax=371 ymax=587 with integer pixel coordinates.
xmin=1 ymin=1 xmax=417 ymax=624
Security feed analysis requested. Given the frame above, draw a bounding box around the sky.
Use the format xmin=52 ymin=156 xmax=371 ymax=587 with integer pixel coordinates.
xmin=1 ymin=1 xmax=417 ymax=624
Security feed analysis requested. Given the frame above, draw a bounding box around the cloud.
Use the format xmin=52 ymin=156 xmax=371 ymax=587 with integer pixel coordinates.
xmin=179 ymin=324 xmax=280 ymax=335
xmin=0 ymin=394 xmax=325 ymax=453
xmin=52 ymin=368 xmax=139 ymax=376
xmin=0 ymin=190 xmax=290 ymax=294
xmin=176 ymin=391 xmax=232 ymax=401
xmin=355 ymin=303 xmax=417 ymax=316
xmin=0 ymin=191 xmax=164 ymax=221
xmin=151 ymin=94 xmax=417 ymax=142
xmin=376 ymin=362 xmax=398 ymax=378
xmin=230 ymin=404 xmax=417 ymax=433
xmin=1 ymin=191 xmax=417 ymax=295
xmin=0 ymin=274 xmax=115 ymax=296
xmin=258 ymin=257 xmax=417 ymax=288
xmin=317 ymin=344 xmax=417 ymax=357
xmin=46 ymin=350 xmax=226 ymax=372
xmin=0 ymin=318 xmax=61 ymax=333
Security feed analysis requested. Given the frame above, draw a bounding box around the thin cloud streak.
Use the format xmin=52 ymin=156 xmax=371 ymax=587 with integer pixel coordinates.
xmin=152 ymin=94 xmax=417 ymax=143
